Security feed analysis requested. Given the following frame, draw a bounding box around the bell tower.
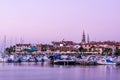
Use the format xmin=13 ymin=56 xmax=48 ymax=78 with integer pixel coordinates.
xmin=87 ymin=34 xmax=90 ymax=43
xmin=81 ymin=30 xmax=86 ymax=43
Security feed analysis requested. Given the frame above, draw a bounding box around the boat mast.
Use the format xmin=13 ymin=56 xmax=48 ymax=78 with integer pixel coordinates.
xmin=3 ymin=35 xmax=6 ymax=54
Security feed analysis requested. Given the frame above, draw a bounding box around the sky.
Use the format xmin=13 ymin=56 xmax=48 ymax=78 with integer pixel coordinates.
xmin=0 ymin=0 xmax=120 ymax=46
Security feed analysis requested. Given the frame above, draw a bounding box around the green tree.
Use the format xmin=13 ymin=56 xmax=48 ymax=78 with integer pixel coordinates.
xmin=79 ymin=46 xmax=87 ymax=52
xmin=115 ymin=47 xmax=120 ymax=56
xmin=103 ymin=48 xmax=112 ymax=55
xmin=5 ymin=46 xmax=15 ymax=54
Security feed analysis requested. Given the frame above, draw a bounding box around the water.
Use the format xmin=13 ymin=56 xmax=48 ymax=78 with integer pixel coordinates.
xmin=0 ymin=62 xmax=120 ymax=80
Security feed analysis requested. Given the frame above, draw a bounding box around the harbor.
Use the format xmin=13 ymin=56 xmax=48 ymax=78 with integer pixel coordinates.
xmin=2 ymin=32 xmax=120 ymax=66
xmin=0 ymin=0 xmax=120 ymax=80
xmin=0 ymin=53 xmax=120 ymax=65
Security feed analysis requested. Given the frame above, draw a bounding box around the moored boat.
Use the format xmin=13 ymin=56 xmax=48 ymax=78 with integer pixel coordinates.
xmin=96 ymin=56 xmax=117 ymax=65
xmin=51 ymin=54 xmax=76 ymax=65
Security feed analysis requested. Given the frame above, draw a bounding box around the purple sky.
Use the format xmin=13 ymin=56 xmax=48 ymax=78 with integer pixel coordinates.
xmin=0 ymin=0 xmax=120 ymax=45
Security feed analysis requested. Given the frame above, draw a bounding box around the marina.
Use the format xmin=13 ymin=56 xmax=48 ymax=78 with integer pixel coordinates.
xmin=0 ymin=0 xmax=120 ymax=80
xmin=0 ymin=53 xmax=120 ymax=65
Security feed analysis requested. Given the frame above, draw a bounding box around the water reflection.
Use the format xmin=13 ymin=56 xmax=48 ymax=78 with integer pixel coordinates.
xmin=0 ymin=63 xmax=120 ymax=80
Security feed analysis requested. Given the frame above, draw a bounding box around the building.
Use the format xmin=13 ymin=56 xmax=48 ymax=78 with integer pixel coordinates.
xmin=36 ymin=44 xmax=54 ymax=52
xmin=15 ymin=44 xmax=31 ymax=52
xmin=52 ymin=41 xmax=74 ymax=52
xmin=10 ymin=36 xmax=120 ymax=55
xmin=80 ymin=41 xmax=117 ymax=54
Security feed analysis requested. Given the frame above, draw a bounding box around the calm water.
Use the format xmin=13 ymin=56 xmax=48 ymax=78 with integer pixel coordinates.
xmin=0 ymin=62 xmax=120 ymax=80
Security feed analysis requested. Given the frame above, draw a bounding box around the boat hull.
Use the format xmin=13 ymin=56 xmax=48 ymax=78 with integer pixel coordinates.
xmin=54 ymin=60 xmax=76 ymax=65
xmin=97 ymin=60 xmax=116 ymax=65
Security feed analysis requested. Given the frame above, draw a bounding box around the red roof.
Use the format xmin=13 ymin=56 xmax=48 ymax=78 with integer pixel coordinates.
xmin=16 ymin=44 xmax=31 ymax=47
xmin=52 ymin=41 xmax=74 ymax=45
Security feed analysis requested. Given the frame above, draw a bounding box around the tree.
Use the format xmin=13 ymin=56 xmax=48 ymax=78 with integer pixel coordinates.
xmin=103 ymin=48 xmax=112 ymax=55
xmin=79 ymin=46 xmax=87 ymax=52
xmin=115 ymin=47 xmax=120 ymax=56
xmin=5 ymin=46 xmax=15 ymax=54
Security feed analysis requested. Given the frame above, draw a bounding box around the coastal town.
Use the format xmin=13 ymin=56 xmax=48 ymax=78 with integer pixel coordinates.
xmin=1 ymin=0 xmax=120 ymax=80
xmin=5 ymin=31 xmax=120 ymax=56
xmin=1 ymin=31 xmax=119 ymax=65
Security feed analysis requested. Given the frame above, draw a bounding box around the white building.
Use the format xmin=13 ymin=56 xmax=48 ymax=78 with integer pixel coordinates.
xmin=15 ymin=44 xmax=31 ymax=52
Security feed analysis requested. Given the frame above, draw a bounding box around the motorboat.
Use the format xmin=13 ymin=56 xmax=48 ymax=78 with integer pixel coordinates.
xmin=75 ymin=55 xmax=97 ymax=65
xmin=53 ymin=55 xmax=76 ymax=65
xmin=97 ymin=56 xmax=117 ymax=65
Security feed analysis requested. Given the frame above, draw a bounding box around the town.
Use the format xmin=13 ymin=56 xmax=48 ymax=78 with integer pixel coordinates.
xmin=5 ymin=31 xmax=120 ymax=56
xmin=1 ymin=0 xmax=120 ymax=80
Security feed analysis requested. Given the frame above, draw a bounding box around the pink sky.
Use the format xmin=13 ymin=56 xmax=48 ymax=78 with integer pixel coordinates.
xmin=0 ymin=0 xmax=120 ymax=45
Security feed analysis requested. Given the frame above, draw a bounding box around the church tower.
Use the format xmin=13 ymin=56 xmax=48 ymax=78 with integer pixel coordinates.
xmin=81 ymin=30 xmax=86 ymax=43
xmin=87 ymin=34 xmax=90 ymax=43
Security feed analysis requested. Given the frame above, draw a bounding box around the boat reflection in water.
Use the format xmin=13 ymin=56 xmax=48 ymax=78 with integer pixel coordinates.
xmin=0 ymin=62 xmax=120 ymax=80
